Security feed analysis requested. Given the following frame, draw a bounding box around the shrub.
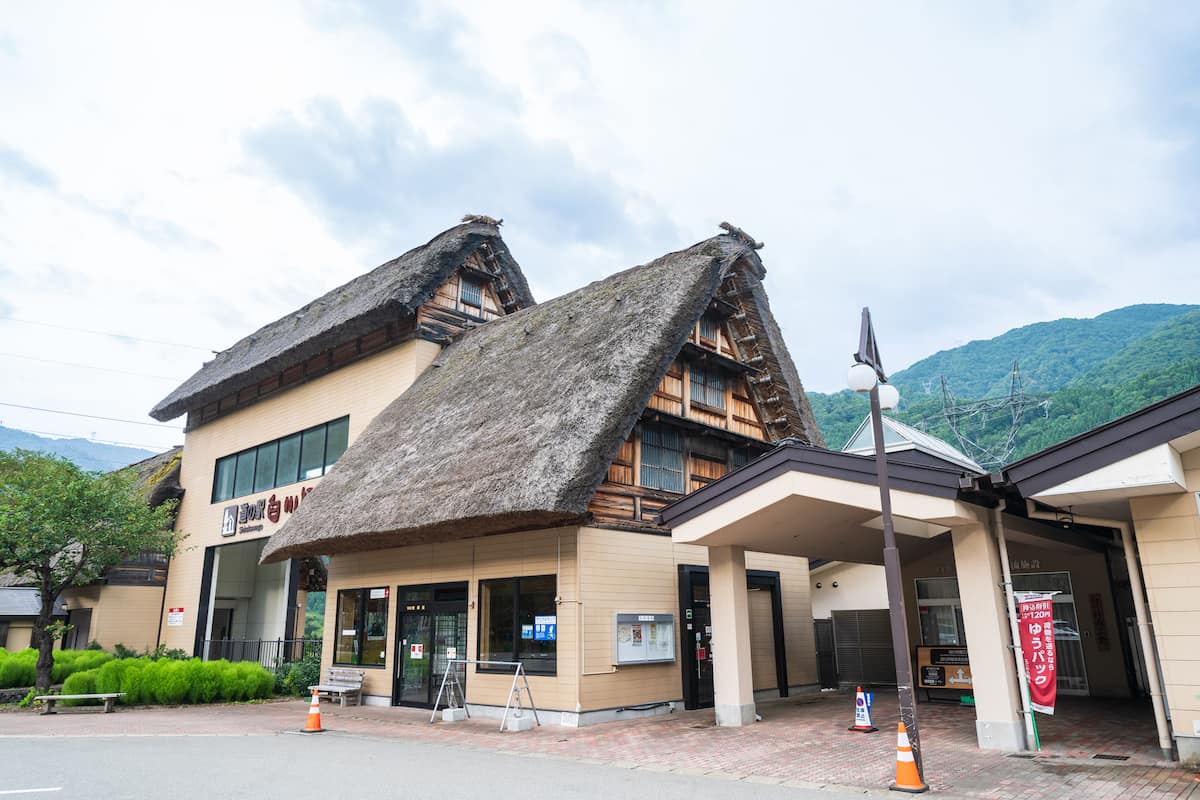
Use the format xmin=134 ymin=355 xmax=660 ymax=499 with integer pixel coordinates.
xmin=0 ymin=647 xmax=113 ymax=689
xmin=95 ymin=658 xmax=131 ymax=695
xmin=112 ymin=643 xmax=139 ymax=660
xmin=149 ymin=660 xmax=191 ymax=705
xmin=118 ymin=658 xmax=149 ymax=704
xmin=0 ymin=653 xmax=35 ymax=689
xmin=3 ymin=649 xmax=275 ymax=706
xmin=61 ymin=668 xmax=100 ymax=705
xmin=281 ymin=649 xmax=322 ymax=696
xmin=188 ymin=661 xmax=223 ymax=704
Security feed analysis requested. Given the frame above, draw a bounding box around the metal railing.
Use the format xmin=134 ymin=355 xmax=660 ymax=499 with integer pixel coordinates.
xmin=200 ymin=638 xmax=321 ymax=669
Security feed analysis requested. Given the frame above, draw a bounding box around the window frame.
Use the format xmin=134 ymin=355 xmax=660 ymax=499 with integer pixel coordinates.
xmin=333 ymin=587 xmax=389 ymax=668
xmin=639 ymin=423 xmax=685 ymax=494
xmin=459 ymin=278 xmax=483 ymax=309
xmin=689 ymin=364 xmax=727 ymax=411
xmin=211 ymin=415 xmax=350 ymax=504
xmin=476 ymin=575 xmax=558 ymax=676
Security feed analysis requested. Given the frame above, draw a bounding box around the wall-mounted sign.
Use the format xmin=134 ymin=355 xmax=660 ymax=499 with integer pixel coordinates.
xmin=221 ymin=486 xmax=314 ymax=537
xmin=917 ymin=646 xmax=972 ymax=690
xmin=521 ymin=624 xmax=534 ymax=640
xmin=166 ymin=607 xmax=184 ymax=627
xmin=410 ymin=643 xmax=424 ymax=660
xmin=446 ymin=647 xmax=457 ymax=660
xmin=534 ymin=615 xmax=557 ymax=641
xmin=613 ymin=613 xmax=675 ymax=665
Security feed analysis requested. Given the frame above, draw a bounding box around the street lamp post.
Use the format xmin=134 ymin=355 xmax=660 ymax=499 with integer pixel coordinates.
xmin=847 ymin=307 xmax=925 ymax=782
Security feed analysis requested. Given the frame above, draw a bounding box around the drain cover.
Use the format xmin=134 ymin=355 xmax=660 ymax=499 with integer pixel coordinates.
xmin=1007 ymin=753 xmax=1036 ymax=759
xmin=1093 ymin=754 xmax=1130 ymax=761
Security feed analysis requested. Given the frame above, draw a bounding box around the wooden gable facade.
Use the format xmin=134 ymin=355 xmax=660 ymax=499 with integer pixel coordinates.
xmin=588 ymin=263 xmax=806 ymax=531
xmin=416 ymin=248 xmax=519 ymax=342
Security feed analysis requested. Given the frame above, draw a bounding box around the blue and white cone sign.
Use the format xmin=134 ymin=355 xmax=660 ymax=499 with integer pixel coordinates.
xmin=848 ymin=686 xmax=878 ymax=732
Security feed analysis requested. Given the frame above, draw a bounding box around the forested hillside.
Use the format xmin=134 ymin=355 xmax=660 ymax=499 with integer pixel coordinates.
xmin=808 ymin=304 xmax=1200 ymax=466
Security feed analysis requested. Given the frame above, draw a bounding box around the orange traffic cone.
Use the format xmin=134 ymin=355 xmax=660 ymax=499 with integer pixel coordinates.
xmin=889 ymin=722 xmax=927 ymax=793
xmin=847 ymin=686 xmax=877 ymax=732
xmin=301 ymin=688 xmax=325 ymax=733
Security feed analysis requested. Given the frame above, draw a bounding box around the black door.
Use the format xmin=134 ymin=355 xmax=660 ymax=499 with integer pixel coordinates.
xmin=393 ymin=583 xmax=468 ymax=708
xmin=814 ymin=618 xmax=838 ymax=689
xmin=679 ymin=567 xmax=715 ymax=709
xmin=679 ymin=565 xmax=789 ymax=710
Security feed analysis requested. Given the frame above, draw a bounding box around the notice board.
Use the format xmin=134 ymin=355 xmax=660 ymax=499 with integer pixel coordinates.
xmin=916 ymin=646 xmax=973 ymax=690
xmin=613 ymin=613 xmax=675 ymax=665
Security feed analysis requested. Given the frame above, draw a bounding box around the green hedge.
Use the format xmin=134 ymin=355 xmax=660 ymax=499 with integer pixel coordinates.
xmin=0 ymin=648 xmax=115 ymax=689
xmin=2 ymin=648 xmax=276 ymax=705
xmin=93 ymin=657 xmax=274 ymax=705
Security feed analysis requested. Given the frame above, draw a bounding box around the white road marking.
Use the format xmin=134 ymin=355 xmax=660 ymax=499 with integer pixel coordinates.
xmin=0 ymin=790 xmax=63 ymax=795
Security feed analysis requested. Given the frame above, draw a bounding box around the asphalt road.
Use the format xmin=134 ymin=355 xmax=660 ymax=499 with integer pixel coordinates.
xmin=0 ymin=733 xmax=877 ymax=799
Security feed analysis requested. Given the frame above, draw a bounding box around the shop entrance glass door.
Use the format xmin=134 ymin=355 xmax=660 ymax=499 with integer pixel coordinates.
xmin=393 ymin=583 xmax=468 ymax=708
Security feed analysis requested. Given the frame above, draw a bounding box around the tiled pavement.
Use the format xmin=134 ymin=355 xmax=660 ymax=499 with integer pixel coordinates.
xmin=3 ymin=690 xmax=1198 ymax=798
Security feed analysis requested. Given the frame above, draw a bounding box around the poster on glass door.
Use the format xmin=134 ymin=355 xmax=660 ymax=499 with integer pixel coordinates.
xmin=1017 ymin=593 xmax=1057 ymax=714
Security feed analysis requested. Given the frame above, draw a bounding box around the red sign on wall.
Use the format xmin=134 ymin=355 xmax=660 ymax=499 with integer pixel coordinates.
xmin=1017 ymin=594 xmax=1057 ymax=715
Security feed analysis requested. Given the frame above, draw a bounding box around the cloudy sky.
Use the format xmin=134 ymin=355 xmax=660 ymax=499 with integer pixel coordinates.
xmin=2 ymin=1 xmax=1198 ymax=454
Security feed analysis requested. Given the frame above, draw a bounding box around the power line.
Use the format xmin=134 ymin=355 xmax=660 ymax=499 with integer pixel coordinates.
xmin=0 ymin=352 xmax=185 ymax=381
xmin=0 ymin=316 xmax=214 ymax=352
xmin=0 ymin=402 xmax=184 ymax=430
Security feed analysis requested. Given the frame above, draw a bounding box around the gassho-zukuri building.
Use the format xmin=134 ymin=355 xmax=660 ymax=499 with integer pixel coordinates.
xmin=142 ymin=217 xmax=1200 ymax=765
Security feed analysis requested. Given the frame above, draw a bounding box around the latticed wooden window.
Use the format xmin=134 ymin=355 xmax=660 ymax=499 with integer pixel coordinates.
xmin=690 ymin=365 xmax=726 ymax=409
xmin=640 ymin=424 xmax=685 ymax=493
xmin=460 ymin=279 xmax=483 ymax=308
xmin=699 ymin=314 xmax=719 ymax=342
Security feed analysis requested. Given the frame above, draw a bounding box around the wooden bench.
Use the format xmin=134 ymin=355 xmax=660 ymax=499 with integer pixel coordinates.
xmin=35 ymin=693 xmax=124 ymax=714
xmin=309 ymin=668 xmax=364 ymax=707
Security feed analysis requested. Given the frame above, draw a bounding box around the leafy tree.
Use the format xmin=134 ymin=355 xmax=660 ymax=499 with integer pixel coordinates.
xmin=0 ymin=450 xmax=181 ymax=692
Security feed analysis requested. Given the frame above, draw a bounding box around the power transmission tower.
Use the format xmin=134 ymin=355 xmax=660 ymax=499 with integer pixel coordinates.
xmin=940 ymin=361 xmax=1049 ymax=469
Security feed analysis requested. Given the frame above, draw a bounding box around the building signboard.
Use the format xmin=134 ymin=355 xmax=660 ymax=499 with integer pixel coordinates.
xmin=916 ymin=646 xmax=972 ymax=689
xmin=221 ymin=486 xmax=314 ymax=537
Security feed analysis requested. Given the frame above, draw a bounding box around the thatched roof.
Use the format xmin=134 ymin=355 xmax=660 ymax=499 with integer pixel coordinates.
xmin=149 ymin=221 xmax=533 ymax=422
xmin=124 ymin=446 xmax=185 ymax=510
xmin=262 ymin=231 xmax=819 ymax=562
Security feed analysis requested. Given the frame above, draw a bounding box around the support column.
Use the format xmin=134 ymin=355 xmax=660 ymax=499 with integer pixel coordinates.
xmin=951 ymin=522 xmax=1025 ymax=751
xmin=709 ymin=545 xmax=756 ymax=726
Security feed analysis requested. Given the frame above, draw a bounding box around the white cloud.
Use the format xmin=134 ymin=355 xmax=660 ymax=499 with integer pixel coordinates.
xmin=0 ymin=1 xmax=1197 ymax=455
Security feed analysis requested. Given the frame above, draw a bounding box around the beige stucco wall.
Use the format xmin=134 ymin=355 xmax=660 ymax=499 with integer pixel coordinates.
xmin=61 ymin=585 xmax=164 ymax=652
xmin=809 ymin=562 xmax=887 ymax=618
xmin=576 ymin=527 xmax=816 ymax=711
xmin=323 ymin=527 xmax=581 ymax=710
xmin=321 ymin=525 xmax=817 ymax=713
xmin=159 ymin=338 xmax=441 ymax=653
xmin=901 ymin=533 xmax=1130 ymax=698
xmin=4 ymin=621 xmax=33 ymax=651
xmin=1130 ymin=445 xmax=1200 ymax=746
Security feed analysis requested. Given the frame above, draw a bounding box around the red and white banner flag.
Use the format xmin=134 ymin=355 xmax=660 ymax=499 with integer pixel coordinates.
xmin=1017 ymin=593 xmax=1057 ymax=715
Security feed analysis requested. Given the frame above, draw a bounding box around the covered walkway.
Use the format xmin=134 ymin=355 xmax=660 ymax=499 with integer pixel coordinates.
xmin=659 ymin=438 xmax=1170 ymax=763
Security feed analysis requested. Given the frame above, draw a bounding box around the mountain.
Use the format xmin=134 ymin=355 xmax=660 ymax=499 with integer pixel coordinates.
xmin=808 ymin=304 xmax=1200 ymax=466
xmin=0 ymin=426 xmax=158 ymax=472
